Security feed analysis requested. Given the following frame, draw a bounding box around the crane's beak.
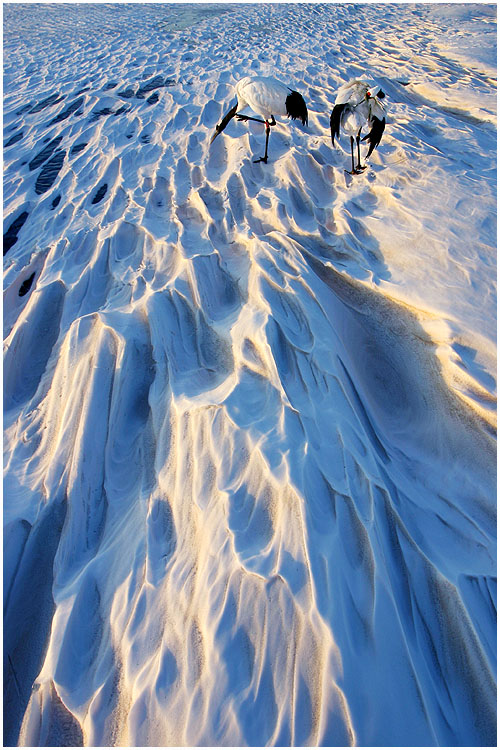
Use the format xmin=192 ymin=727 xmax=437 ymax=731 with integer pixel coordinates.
xmin=209 ymin=103 xmax=238 ymax=145
xmin=210 ymin=127 xmax=221 ymax=145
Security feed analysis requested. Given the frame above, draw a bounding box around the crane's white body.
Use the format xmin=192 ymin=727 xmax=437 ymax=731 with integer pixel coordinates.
xmin=235 ymin=76 xmax=292 ymax=120
xmin=211 ymin=75 xmax=307 ymax=163
xmin=335 ymin=79 xmax=386 ymax=136
xmin=331 ymin=79 xmax=387 ymax=174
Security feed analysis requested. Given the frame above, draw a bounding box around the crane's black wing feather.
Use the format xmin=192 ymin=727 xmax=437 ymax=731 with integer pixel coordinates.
xmin=330 ymin=103 xmax=347 ymax=147
xmin=362 ymin=116 xmax=386 ymax=158
xmin=210 ymin=103 xmax=238 ymax=144
xmin=285 ymin=90 xmax=308 ymax=126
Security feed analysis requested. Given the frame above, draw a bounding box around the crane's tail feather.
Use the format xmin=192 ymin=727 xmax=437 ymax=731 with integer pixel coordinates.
xmin=362 ymin=116 xmax=386 ymax=158
xmin=210 ymin=103 xmax=238 ymax=144
xmin=286 ymin=90 xmax=308 ymax=126
xmin=330 ymin=103 xmax=347 ymax=147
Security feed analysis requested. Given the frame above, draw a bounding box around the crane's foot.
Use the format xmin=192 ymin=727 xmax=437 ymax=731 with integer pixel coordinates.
xmin=345 ymin=169 xmax=364 ymax=175
xmin=253 ymin=156 xmax=268 ymax=164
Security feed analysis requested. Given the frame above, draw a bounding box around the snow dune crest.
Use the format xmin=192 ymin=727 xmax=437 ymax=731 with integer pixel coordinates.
xmin=3 ymin=2 xmax=496 ymax=747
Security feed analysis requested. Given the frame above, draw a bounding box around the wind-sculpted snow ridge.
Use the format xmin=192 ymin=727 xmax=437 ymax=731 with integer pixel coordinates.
xmin=3 ymin=3 xmax=496 ymax=747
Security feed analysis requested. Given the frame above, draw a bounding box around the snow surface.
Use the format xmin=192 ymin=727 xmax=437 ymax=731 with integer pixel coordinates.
xmin=3 ymin=2 xmax=496 ymax=747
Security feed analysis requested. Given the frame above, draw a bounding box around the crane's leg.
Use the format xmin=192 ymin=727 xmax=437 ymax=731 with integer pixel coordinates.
xmin=237 ymin=114 xmax=276 ymax=126
xmin=253 ymin=120 xmax=271 ymax=163
xmin=346 ymin=133 xmax=367 ymax=175
xmin=236 ymin=114 xmax=266 ymax=124
xmin=346 ymin=135 xmax=355 ymax=174
xmin=356 ymin=129 xmax=367 ymax=172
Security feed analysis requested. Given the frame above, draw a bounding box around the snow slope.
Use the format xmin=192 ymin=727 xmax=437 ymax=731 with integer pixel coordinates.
xmin=3 ymin=2 xmax=496 ymax=746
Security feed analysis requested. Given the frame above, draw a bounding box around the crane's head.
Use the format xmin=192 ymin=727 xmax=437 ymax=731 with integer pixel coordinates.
xmin=366 ymin=83 xmax=385 ymax=99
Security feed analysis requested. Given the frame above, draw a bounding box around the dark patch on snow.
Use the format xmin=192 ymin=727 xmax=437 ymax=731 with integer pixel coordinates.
xmin=137 ymin=74 xmax=164 ymax=99
xmin=52 ymin=194 xmax=61 ymax=209
xmin=103 ymin=81 xmax=118 ymax=91
xmin=29 ymin=136 xmax=63 ymax=171
xmin=35 ymin=150 xmax=66 ymax=195
xmin=29 ymin=93 xmax=64 ymax=114
xmin=4 ymin=131 xmax=23 ymax=148
xmin=15 ymin=103 xmax=32 ymax=116
xmin=3 ymin=211 xmax=29 ymax=255
xmin=118 ymin=87 xmax=136 ymax=99
xmin=48 ymin=96 xmax=84 ymax=126
xmin=88 ymin=107 xmax=113 ymax=123
xmin=70 ymin=142 xmax=87 ymax=157
xmin=91 ymin=184 xmax=108 ymax=205
xmin=18 ymin=272 xmax=36 ymax=297
xmin=146 ymin=91 xmax=160 ymax=105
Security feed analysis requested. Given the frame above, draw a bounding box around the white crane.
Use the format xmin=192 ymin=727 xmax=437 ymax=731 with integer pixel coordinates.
xmin=330 ymin=80 xmax=386 ymax=175
xmin=210 ymin=76 xmax=308 ymax=164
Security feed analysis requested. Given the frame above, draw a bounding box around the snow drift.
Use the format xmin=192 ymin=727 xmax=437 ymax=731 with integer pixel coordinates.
xmin=3 ymin=3 xmax=496 ymax=747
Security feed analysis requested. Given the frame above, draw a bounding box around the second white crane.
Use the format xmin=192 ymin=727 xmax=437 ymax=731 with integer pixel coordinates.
xmin=330 ymin=79 xmax=387 ymax=175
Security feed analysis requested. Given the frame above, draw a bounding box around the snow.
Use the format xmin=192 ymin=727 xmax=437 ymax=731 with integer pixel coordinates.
xmin=3 ymin=2 xmax=496 ymax=747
